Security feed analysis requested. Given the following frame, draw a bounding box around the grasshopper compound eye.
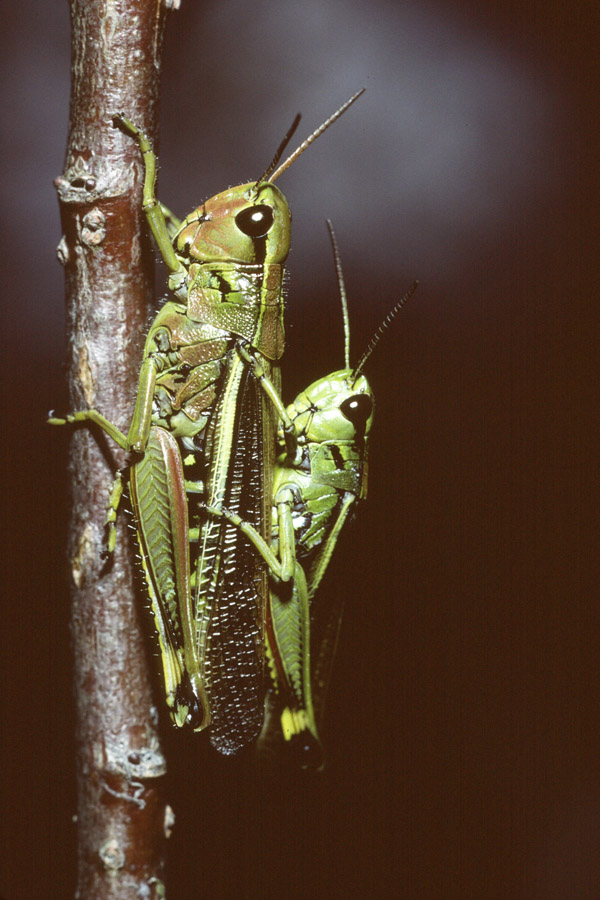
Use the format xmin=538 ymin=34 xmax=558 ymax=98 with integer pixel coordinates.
xmin=235 ymin=205 xmax=275 ymax=238
xmin=340 ymin=393 xmax=372 ymax=433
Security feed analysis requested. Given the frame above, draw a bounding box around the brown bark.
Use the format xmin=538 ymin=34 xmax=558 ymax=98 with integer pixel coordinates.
xmin=55 ymin=2 xmax=178 ymax=897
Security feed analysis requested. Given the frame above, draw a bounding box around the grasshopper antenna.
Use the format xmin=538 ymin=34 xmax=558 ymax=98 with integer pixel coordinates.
xmin=351 ymin=280 xmax=419 ymax=382
xmin=326 ymin=220 xmax=351 ymax=369
xmin=254 ymin=113 xmax=302 ymax=187
xmin=269 ymin=89 xmax=365 ymax=184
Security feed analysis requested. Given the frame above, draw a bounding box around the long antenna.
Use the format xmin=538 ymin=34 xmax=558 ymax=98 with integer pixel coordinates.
xmin=254 ymin=113 xmax=302 ymax=187
xmin=269 ymin=89 xmax=365 ymax=184
xmin=351 ymin=280 xmax=419 ymax=383
xmin=326 ymin=219 xmax=350 ymax=369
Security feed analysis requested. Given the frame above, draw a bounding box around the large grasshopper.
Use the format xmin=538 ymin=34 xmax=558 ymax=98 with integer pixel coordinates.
xmin=205 ymin=223 xmax=417 ymax=768
xmin=50 ymin=94 xmax=363 ymax=754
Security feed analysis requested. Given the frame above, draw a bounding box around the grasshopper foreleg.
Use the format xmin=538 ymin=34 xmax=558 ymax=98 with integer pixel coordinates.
xmin=199 ymin=503 xmax=286 ymax=581
xmin=48 ymin=409 xmax=130 ymax=450
xmin=112 ymin=114 xmax=187 ymax=295
xmin=236 ymin=341 xmax=301 ymax=464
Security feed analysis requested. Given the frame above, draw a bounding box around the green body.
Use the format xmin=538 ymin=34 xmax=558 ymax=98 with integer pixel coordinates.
xmin=52 ymin=118 xmax=292 ymax=752
xmin=140 ymin=189 xmax=291 ymax=752
xmin=262 ymin=368 xmax=373 ymax=768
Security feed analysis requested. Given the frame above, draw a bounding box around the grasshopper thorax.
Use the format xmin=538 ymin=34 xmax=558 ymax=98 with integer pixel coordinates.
xmin=175 ymin=182 xmax=291 ymax=266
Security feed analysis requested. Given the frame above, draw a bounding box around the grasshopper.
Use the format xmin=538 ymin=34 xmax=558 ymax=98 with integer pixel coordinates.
xmin=204 ymin=223 xmax=417 ymax=768
xmin=50 ymin=94 xmax=363 ymax=754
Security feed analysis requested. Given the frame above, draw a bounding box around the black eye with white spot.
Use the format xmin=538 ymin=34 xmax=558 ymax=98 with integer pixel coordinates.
xmin=235 ymin=205 xmax=274 ymax=238
xmin=340 ymin=394 xmax=373 ymax=433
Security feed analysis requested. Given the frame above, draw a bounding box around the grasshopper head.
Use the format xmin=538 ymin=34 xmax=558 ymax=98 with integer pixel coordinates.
xmin=290 ymin=370 xmax=374 ymax=445
xmin=175 ymin=182 xmax=291 ymax=266
xmin=173 ymin=92 xmax=365 ymax=270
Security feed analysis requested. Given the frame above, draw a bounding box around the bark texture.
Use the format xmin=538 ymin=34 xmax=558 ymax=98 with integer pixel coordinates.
xmin=55 ymin=2 xmax=177 ymax=897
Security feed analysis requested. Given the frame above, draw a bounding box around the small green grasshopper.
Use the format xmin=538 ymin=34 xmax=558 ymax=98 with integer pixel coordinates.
xmin=204 ymin=223 xmax=417 ymax=768
xmin=50 ymin=94 xmax=363 ymax=755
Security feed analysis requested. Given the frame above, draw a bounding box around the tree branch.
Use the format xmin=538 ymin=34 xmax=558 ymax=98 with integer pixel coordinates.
xmin=55 ymin=2 xmax=178 ymax=896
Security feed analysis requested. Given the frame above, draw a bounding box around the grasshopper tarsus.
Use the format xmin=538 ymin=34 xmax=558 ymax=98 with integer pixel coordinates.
xmin=112 ymin=112 xmax=136 ymax=134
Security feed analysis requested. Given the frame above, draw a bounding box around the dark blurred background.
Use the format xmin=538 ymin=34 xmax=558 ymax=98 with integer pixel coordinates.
xmin=1 ymin=1 xmax=598 ymax=898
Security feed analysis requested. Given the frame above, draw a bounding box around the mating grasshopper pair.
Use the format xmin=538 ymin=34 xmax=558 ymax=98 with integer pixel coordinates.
xmin=51 ymin=92 xmax=415 ymax=768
